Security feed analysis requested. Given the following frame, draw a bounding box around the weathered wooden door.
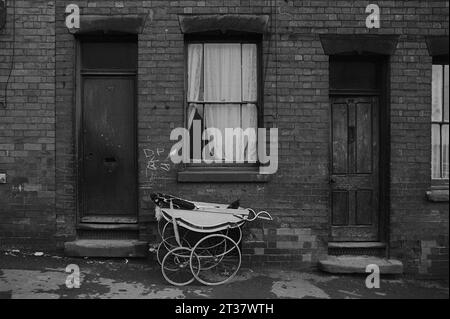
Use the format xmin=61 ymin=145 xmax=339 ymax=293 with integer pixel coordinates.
xmin=330 ymin=96 xmax=379 ymax=241
xmin=80 ymin=76 xmax=137 ymax=222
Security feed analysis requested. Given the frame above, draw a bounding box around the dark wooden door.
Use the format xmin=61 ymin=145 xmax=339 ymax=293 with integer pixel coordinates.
xmin=80 ymin=76 xmax=137 ymax=222
xmin=330 ymin=96 xmax=379 ymax=241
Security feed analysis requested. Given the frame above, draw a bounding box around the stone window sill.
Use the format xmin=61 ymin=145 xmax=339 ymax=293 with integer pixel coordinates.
xmin=177 ymin=168 xmax=271 ymax=183
xmin=426 ymin=187 xmax=449 ymax=202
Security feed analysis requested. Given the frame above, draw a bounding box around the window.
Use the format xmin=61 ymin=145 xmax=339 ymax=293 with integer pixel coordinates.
xmin=431 ymin=63 xmax=449 ymax=180
xmin=186 ymin=41 xmax=259 ymax=164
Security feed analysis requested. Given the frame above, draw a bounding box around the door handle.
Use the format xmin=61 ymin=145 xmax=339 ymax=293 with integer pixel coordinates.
xmin=329 ymin=177 xmax=336 ymax=184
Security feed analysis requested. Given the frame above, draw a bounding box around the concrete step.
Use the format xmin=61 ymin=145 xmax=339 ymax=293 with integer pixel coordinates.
xmin=318 ymin=255 xmax=403 ymax=274
xmin=64 ymin=239 xmax=148 ymax=258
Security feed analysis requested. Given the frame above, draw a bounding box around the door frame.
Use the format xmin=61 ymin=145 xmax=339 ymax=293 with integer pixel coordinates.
xmin=75 ymin=35 xmax=139 ymax=225
xmin=328 ymin=54 xmax=391 ymax=246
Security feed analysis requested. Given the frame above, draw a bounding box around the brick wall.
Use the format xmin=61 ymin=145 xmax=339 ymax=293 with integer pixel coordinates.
xmin=55 ymin=0 xmax=77 ymax=246
xmin=0 ymin=0 xmax=56 ymax=249
xmin=390 ymin=36 xmax=449 ymax=278
xmin=1 ymin=0 xmax=448 ymax=277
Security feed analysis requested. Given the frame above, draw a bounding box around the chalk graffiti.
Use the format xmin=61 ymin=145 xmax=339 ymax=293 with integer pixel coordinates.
xmin=143 ymin=147 xmax=172 ymax=183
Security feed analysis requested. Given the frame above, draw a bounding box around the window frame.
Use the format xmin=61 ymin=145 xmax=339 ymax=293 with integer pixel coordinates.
xmin=183 ymin=32 xmax=264 ymax=169
xmin=431 ymin=57 xmax=449 ymax=187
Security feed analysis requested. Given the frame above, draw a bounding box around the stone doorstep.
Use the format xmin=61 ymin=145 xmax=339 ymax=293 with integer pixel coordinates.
xmin=318 ymin=255 xmax=403 ymax=274
xmin=64 ymin=239 xmax=148 ymax=258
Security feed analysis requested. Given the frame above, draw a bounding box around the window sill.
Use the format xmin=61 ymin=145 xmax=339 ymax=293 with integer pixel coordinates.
xmin=177 ymin=168 xmax=271 ymax=183
xmin=426 ymin=187 xmax=449 ymax=202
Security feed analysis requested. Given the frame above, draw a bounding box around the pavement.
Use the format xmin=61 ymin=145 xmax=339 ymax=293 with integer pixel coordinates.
xmin=0 ymin=250 xmax=448 ymax=299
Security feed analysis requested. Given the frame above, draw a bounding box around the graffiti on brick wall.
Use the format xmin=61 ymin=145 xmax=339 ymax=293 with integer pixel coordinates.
xmin=142 ymin=146 xmax=172 ymax=185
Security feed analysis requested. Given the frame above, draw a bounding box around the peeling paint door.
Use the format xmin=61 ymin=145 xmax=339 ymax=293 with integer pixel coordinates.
xmin=80 ymin=76 xmax=137 ymax=222
xmin=330 ymin=96 xmax=379 ymax=241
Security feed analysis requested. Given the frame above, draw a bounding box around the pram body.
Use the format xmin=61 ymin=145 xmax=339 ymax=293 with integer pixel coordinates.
xmin=151 ymin=193 xmax=272 ymax=286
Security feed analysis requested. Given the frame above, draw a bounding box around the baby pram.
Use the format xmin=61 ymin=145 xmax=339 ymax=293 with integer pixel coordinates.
xmin=150 ymin=193 xmax=272 ymax=286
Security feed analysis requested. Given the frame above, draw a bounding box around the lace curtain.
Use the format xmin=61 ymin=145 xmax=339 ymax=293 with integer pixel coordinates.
xmin=187 ymin=43 xmax=258 ymax=162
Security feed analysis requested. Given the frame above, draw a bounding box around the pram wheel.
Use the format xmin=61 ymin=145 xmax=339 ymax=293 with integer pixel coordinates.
xmin=161 ymin=247 xmax=197 ymax=286
xmin=226 ymin=227 xmax=242 ymax=245
xmin=157 ymin=221 xmax=192 ymax=265
xmin=157 ymin=236 xmax=191 ymax=266
xmin=190 ymin=234 xmax=241 ymax=286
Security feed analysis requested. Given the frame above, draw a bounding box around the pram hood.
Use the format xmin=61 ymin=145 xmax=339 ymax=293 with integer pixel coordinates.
xmin=150 ymin=192 xmax=239 ymax=210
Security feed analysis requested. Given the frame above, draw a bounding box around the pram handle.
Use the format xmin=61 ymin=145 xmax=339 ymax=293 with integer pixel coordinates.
xmin=246 ymin=209 xmax=273 ymax=222
xmin=256 ymin=211 xmax=273 ymax=220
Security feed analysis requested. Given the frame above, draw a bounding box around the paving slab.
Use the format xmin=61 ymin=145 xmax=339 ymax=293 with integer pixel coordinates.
xmin=0 ymin=251 xmax=447 ymax=299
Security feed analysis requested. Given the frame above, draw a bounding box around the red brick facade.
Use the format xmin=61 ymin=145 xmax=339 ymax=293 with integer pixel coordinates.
xmin=0 ymin=0 xmax=448 ymax=278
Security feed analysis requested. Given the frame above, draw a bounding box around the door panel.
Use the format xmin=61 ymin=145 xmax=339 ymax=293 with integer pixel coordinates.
xmin=356 ymin=103 xmax=373 ymax=173
xmin=81 ymin=76 xmax=136 ymax=219
xmin=330 ymin=96 xmax=379 ymax=241
xmin=356 ymin=190 xmax=373 ymax=225
xmin=332 ymin=102 xmax=348 ymax=174
xmin=332 ymin=191 xmax=349 ymax=226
